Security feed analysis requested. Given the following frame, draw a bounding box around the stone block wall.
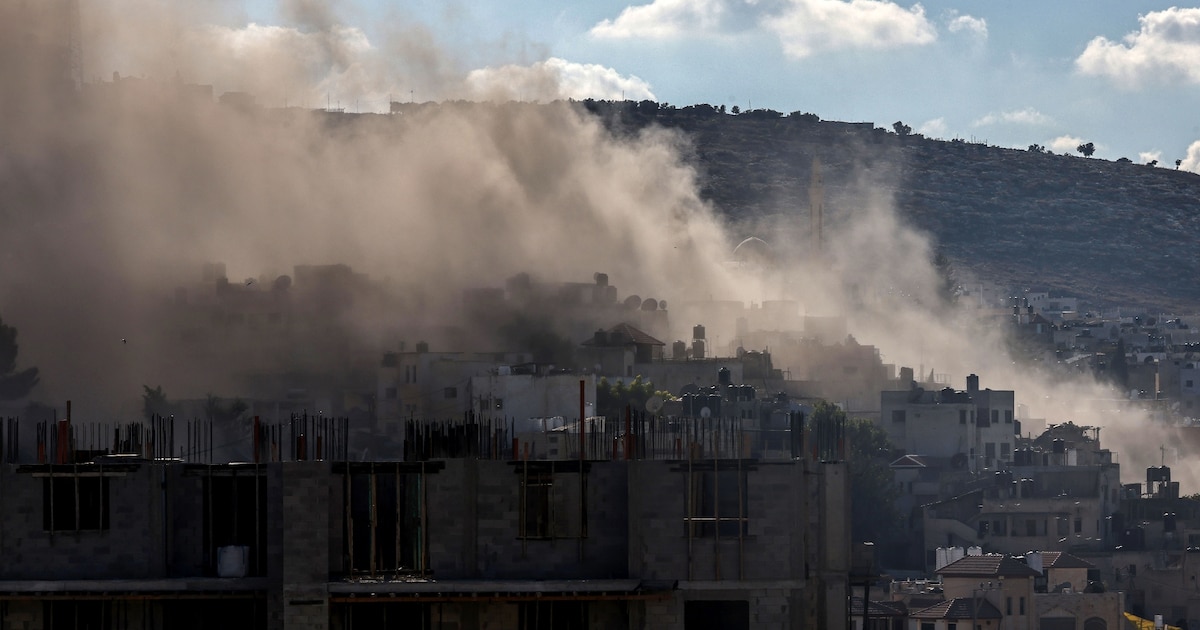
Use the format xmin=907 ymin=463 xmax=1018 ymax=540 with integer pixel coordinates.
xmin=0 ymin=464 xmax=164 ymax=580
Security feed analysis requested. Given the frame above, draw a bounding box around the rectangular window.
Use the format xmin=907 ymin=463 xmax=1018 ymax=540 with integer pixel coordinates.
xmin=516 ymin=464 xmax=585 ymax=540
xmin=344 ymin=464 xmax=428 ymax=574
xmin=959 ymin=410 xmax=967 ymax=424
xmin=985 ymin=443 xmax=996 ymax=459
xmin=43 ymin=476 xmax=109 ymax=532
xmin=891 ymin=410 xmax=906 ymax=423
xmin=1005 ymin=410 xmax=1013 ymax=423
xmin=921 ymin=624 xmax=935 ymax=630
xmin=993 ymin=519 xmax=1006 ymax=536
xmin=443 ymin=387 xmax=457 ymax=399
xmin=203 ymin=473 xmax=267 ymax=576
xmin=522 ymin=471 xmax=554 ymax=539
xmin=991 ymin=409 xmax=1000 ymax=423
xmin=1001 ymin=443 xmax=1011 ymax=458
xmin=978 ymin=520 xmax=990 ymax=537
xmin=1057 ymin=517 xmax=1069 ymax=536
xmin=1019 ymin=597 xmax=1025 ymax=615
xmin=1026 ymin=519 xmax=1037 ymax=537
xmin=385 ymin=387 xmax=398 ymax=399
xmin=1074 ymin=517 xmax=1082 ymax=533
xmin=1006 ymin=597 xmax=1012 ymax=615
xmin=686 ymin=468 xmax=748 ymax=538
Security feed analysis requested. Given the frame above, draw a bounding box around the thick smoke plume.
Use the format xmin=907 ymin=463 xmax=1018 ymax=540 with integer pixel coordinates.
xmin=0 ymin=0 xmax=1177 ymax=485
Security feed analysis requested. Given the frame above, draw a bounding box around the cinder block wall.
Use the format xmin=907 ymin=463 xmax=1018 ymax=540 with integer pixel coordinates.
xmin=0 ymin=464 xmax=166 ymax=580
xmin=628 ymin=460 xmax=810 ymax=582
xmin=273 ymin=462 xmax=332 ymax=630
xmin=425 ymin=459 xmax=628 ymax=580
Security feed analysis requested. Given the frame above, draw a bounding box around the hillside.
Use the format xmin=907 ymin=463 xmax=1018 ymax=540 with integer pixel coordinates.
xmin=589 ymin=102 xmax=1200 ymax=313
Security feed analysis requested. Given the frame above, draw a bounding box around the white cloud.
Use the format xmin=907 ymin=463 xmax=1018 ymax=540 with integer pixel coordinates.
xmin=590 ymin=0 xmax=937 ymax=58
xmin=762 ymin=0 xmax=937 ymax=59
xmin=590 ymin=0 xmax=729 ymax=39
xmin=972 ymin=107 xmax=1053 ymax=127
xmin=946 ymin=12 xmax=987 ymax=39
xmin=1076 ymin=7 xmax=1200 ymax=87
xmin=1048 ymin=135 xmax=1085 ymax=154
xmin=1139 ymin=150 xmax=1162 ymax=165
xmin=1181 ymin=140 xmax=1200 ymax=174
xmin=918 ymin=117 xmax=947 ymax=138
xmin=464 ymin=58 xmax=656 ymax=102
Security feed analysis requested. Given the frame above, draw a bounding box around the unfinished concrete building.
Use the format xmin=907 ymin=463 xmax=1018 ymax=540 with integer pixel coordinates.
xmin=0 ymin=407 xmax=850 ymax=630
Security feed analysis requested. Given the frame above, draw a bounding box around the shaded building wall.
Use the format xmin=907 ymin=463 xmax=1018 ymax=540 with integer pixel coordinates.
xmin=425 ymin=459 xmax=629 ymax=580
xmin=0 ymin=464 xmax=172 ymax=580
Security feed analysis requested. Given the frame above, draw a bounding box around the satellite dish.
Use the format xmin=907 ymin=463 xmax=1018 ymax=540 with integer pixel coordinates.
xmin=646 ymin=395 xmax=664 ymax=413
xmin=624 ymin=295 xmax=642 ymax=309
xmin=699 ymin=407 xmax=712 ymax=419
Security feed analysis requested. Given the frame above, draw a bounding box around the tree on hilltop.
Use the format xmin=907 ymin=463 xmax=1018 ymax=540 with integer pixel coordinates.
xmin=892 ymin=121 xmax=912 ymax=136
xmin=1077 ymin=142 xmax=1095 ymax=157
xmin=0 ymin=314 xmax=39 ymax=400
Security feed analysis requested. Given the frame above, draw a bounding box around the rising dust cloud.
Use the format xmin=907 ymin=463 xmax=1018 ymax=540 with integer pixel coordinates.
xmin=0 ymin=0 xmax=1176 ymax=485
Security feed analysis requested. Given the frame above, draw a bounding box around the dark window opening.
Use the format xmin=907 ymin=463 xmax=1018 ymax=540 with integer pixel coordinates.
xmin=46 ymin=601 xmax=112 ymax=630
xmin=345 ymin=466 xmax=426 ymax=575
xmin=443 ymin=387 xmax=457 ymax=399
xmin=892 ymin=410 xmax=906 ymax=423
xmin=685 ymin=601 xmax=749 ymax=630
xmin=336 ymin=602 xmax=433 ymax=630
xmin=522 ymin=471 xmax=554 ymax=539
xmin=204 ymin=474 xmax=267 ymax=577
xmin=520 ymin=602 xmax=587 ymax=630
xmin=685 ymin=469 xmax=747 ymax=538
xmin=43 ymin=476 xmax=109 ymax=532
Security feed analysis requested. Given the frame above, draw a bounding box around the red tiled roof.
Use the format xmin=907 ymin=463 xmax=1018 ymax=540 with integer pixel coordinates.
xmin=910 ymin=597 xmax=1002 ymax=620
xmin=937 ymin=554 xmax=1040 ymax=578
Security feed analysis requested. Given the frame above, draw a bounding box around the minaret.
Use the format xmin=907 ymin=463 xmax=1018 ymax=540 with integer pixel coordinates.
xmin=809 ymin=157 xmax=824 ymax=254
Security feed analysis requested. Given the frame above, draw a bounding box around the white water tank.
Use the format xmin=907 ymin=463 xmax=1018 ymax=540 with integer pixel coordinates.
xmin=217 ymin=545 xmax=249 ymax=578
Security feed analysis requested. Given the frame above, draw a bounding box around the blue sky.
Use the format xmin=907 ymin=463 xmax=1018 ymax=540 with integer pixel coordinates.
xmin=218 ymin=0 xmax=1200 ymax=167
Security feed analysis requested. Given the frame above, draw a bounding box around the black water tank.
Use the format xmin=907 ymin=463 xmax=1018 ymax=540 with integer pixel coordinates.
xmin=718 ymin=367 xmax=732 ymax=386
xmin=1052 ymin=439 xmax=1066 ymax=454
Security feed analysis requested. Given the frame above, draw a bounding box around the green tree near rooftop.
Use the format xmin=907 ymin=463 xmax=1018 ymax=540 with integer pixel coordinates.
xmin=596 ymin=375 xmax=670 ymax=419
xmin=810 ymin=400 xmax=900 ymax=544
